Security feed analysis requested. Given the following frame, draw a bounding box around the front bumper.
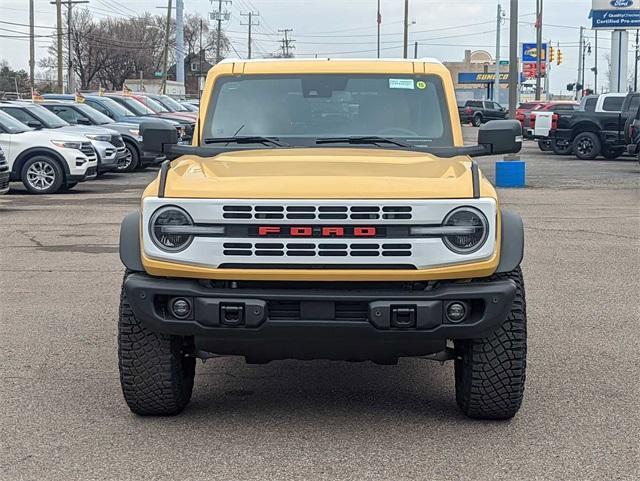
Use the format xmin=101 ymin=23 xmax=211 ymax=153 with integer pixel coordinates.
xmin=123 ymin=273 xmax=516 ymax=361
xmin=141 ymin=152 xmax=166 ymax=166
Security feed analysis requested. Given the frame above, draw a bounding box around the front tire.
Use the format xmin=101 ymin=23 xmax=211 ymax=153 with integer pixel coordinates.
xmin=117 ymin=142 xmax=139 ymax=173
xmin=538 ymin=140 xmax=552 ymax=152
xmin=118 ymin=273 xmax=196 ymax=416
xmin=573 ymin=132 xmax=601 ymax=160
xmin=21 ymin=155 xmax=64 ymax=194
xmin=601 ymin=147 xmax=622 ymax=160
xmin=551 ymin=140 xmax=572 ymax=156
xmin=454 ymin=267 xmax=527 ymax=420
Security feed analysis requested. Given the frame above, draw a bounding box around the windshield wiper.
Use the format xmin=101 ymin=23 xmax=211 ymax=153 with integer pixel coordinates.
xmin=203 ymin=136 xmax=285 ymax=147
xmin=315 ymin=136 xmax=416 ymax=149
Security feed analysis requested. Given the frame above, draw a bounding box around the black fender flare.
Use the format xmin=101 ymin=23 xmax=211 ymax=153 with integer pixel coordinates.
xmin=12 ymin=147 xmax=70 ymax=180
xmin=120 ymin=212 xmax=144 ymax=272
xmin=497 ymin=209 xmax=524 ymax=273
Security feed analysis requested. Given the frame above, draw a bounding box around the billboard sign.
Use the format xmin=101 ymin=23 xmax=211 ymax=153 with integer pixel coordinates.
xmin=591 ymin=0 xmax=640 ymax=29
xmin=522 ymin=43 xmax=548 ymax=63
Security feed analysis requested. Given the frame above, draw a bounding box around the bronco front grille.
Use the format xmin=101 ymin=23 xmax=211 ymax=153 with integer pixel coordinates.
xmin=223 ymin=204 xmax=413 ymax=221
xmin=222 ymin=242 xmax=412 ymax=257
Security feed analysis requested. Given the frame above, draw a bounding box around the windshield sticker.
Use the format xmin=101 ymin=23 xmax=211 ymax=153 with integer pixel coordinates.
xmin=389 ymin=79 xmax=415 ymax=89
xmin=416 ymin=80 xmax=427 ymax=90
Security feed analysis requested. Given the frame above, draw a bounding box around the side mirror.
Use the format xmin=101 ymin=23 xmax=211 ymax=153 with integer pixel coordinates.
xmin=27 ymin=120 xmax=43 ymax=129
xmin=77 ymin=118 xmax=92 ymax=126
xmin=477 ymin=120 xmax=522 ymax=155
xmin=140 ymin=120 xmax=178 ymax=154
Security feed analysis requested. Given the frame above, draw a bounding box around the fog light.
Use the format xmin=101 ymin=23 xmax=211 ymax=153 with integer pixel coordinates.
xmin=445 ymin=302 xmax=468 ymax=323
xmin=170 ymin=297 xmax=192 ymax=319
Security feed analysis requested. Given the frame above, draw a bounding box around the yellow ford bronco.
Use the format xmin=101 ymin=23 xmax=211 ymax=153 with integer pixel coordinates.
xmin=118 ymin=58 xmax=526 ymax=419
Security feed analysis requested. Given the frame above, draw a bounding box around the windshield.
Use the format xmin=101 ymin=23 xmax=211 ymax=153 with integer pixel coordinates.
xmin=158 ymin=95 xmax=188 ymax=112
xmin=141 ymin=96 xmax=169 ymax=113
xmin=114 ymin=97 xmax=155 ymax=116
xmin=28 ymin=105 xmax=69 ymax=128
xmin=76 ymin=104 xmax=113 ymax=124
xmin=99 ymin=97 xmax=136 ymax=117
xmin=203 ymin=74 xmax=453 ymax=146
xmin=0 ymin=110 xmax=31 ymax=133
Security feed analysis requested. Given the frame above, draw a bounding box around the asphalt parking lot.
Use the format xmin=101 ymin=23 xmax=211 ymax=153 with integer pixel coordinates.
xmin=1 ymin=133 xmax=638 ymax=481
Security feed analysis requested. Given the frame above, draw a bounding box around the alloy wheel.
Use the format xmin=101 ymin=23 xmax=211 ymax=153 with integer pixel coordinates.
xmin=26 ymin=161 xmax=56 ymax=191
xmin=118 ymin=150 xmax=133 ymax=171
xmin=577 ymin=138 xmax=593 ymax=156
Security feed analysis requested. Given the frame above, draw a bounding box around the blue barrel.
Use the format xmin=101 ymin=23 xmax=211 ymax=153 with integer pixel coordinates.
xmin=495 ymin=160 xmax=526 ymax=188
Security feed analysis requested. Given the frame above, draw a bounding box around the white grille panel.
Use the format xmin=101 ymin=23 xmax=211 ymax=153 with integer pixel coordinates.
xmin=142 ymin=197 xmax=498 ymax=270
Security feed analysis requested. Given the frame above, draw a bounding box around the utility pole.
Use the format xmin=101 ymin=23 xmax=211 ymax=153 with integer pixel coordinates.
xmin=278 ymin=29 xmax=295 ymax=57
xmin=214 ymin=0 xmax=232 ymax=64
xmin=56 ymin=0 xmax=63 ymax=93
xmin=198 ymin=18 xmax=203 ymax=100
xmin=377 ymin=0 xmax=381 ymax=58
xmin=29 ymin=0 xmax=35 ymax=88
xmin=403 ymin=0 xmax=409 ymax=58
xmin=535 ymin=0 xmax=543 ymax=100
xmin=414 ymin=41 xmax=418 ymax=59
xmin=634 ymin=30 xmax=638 ymax=91
xmin=494 ymin=2 xmax=502 ymax=102
xmin=176 ymin=0 xmax=184 ymax=86
xmin=161 ymin=0 xmax=172 ymax=95
xmin=241 ymin=12 xmax=260 ymax=59
xmin=594 ymin=31 xmax=598 ymax=93
xmin=50 ymin=0 xmax=88 ymax=93
xmin=67 ymin=2 xmax=73 ymax=92
xmin=576 ymin=26 xmax=584 ymax=100
xmin=508 ymin=0 xmax=518 ymax=118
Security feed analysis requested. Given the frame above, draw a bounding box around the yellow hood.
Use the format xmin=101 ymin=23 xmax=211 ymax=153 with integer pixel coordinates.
xmin=153 ymin=148 xmax=489 ymax=199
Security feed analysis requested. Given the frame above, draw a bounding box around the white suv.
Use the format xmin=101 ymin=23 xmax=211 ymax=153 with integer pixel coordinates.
xmin=0 ymin=110 xmax=97 ymax=194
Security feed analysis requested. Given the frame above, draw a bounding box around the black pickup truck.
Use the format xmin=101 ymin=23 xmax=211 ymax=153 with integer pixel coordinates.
xmin=549 ymin=92 xmax=639 ymax=160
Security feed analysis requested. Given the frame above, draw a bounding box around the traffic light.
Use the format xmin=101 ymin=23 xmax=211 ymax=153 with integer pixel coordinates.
xmin=549 ymin=46 xmax=555 ymax=63
xmin=557 ymin=49 xmax=564 ymax=66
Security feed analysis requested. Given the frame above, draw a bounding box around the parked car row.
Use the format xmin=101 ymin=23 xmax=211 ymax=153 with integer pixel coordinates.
xmin=532 ymin=92 xmax=640 ymax=161
xmin=0 ymin=93 xmax=199 ymax=195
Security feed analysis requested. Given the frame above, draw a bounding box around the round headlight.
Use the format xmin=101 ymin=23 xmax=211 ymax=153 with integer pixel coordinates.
xmin=150 ymin=206 xmax=194 ymax=252
xmin=442 ymin=207 xmax=489 ymax=254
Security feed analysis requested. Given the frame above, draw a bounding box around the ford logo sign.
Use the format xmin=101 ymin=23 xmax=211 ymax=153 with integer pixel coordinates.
xmin=611 ymin=0 xmax=633 ymax=7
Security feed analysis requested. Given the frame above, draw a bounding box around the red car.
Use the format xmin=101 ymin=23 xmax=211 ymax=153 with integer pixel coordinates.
xmin=516 ymin=101 xmax=546 ymax=130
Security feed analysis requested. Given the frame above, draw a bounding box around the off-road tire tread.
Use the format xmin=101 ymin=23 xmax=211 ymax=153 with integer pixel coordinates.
xmin=455 ymin=267 xmax=527 ymax=420
xmin=118 ymin=271 xmax=195 ymax=415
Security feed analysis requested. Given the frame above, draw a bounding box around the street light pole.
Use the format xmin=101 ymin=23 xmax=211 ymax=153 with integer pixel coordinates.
xmin=403 ymin=0 xmax=409 ymax=59
xmin=508 ymin=0 xmax=519 ymax=118
xmin=161 ymin=0 xmax=173 ymax=95
xmin=494 ymin=2 xmax=502 ymax=102
xmin=377 ymin=0 xmax=381 ymax=58
xmin=535 ymin=0 xmax=543 ymax=100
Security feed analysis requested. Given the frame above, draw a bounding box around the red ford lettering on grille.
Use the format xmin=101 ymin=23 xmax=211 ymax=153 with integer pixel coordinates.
xmin=258 ymin=226 xmax=281 ymax=236
xmin=258 ymin=226 xmax=377 ymax=237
